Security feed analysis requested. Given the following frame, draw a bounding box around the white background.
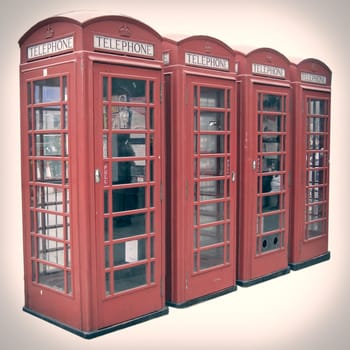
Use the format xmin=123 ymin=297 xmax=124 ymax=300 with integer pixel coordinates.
xmin=1 ymin=0 xmax=349 ymax=349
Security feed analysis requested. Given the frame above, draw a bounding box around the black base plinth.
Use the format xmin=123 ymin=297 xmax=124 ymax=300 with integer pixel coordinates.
xmin=23 ymin=306 xmax=169 ymax=339
xmin=167 ymin=285 xmax=236 ymax=308
xmin=289 ymin=251 xmax=331 ymax=271
xmin=237 ymin=267 xmax=291 ymax=287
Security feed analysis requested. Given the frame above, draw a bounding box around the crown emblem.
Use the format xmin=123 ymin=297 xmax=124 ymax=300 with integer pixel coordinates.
xmin=45 ymin=25 xmax=54 ymax=39
xmin=266 ymin=55 xmax=273 ymax=63
xmin=204 ymin=42 xmax=212 ymax=53
xmin=119 ymin=24 xmax=131 ymax=37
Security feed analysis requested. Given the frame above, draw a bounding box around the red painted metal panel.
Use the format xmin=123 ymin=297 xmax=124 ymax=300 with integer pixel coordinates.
xmin=163 ymin=36 xmax=237 ymax=306
xmin=237 ymin=48 xmax=291 ymax=285
xmin=290 ymin=59 xmax=331 ymax=269
xmin=19 ymin=13 xmax=167 ymax=336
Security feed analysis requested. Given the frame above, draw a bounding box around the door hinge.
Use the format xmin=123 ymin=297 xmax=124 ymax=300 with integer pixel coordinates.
xmin=160 ymin=182 xmax=163 ymax=201
xmin=185 ymin=273 xmax=189 ymax=289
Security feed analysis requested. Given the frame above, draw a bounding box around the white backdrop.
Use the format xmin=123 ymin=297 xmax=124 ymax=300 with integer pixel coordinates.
xmin=1 ymin=1 xmax=349 ymax=349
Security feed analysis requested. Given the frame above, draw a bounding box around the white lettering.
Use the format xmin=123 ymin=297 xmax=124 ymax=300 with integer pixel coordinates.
xmin=93 ymin=35 xmax=154 ymax=57
xmin=185 ymin=52 xmax=229 ymax=71
xmin=301 ymin=72 xmax=327 ymax=85
xmin=252 ymin=63 xmax=285 ymax=78
xmin=27 ymin=36 xmax=74 ymax=60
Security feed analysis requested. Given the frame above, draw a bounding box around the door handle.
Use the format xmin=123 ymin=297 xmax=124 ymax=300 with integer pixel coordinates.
xmin=95 ymin=169 xmax=101 ymax=183
xmin=231 ymin=171 xmax=236 ymax=183
xmin=252 ymin=160 xmax=257 ymax=171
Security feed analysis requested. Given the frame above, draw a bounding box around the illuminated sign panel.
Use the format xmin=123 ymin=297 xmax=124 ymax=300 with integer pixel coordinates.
xmin=27 ymin=36 xmax=74 ymax=59
xmin=301 ymin=72 xmax=327 ymax=85
xmin=252 ymin=63 xmax=285 ymax=78
xmin=93 ymin=34 xmax=154 ymax=57
xmin=185 ymin=52 xmax=229 ymax=71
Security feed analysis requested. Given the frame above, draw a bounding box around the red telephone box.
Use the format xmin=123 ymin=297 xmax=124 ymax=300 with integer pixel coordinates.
xmin=236 ymin=48 xmax=291 ymax=286
xmin=19 ymin=13 xmax=168 ymax=337
xmin=289 ymin=59 xmax=331 ymax=270
xmin=163 ymin=36 xmax=238 ymax=306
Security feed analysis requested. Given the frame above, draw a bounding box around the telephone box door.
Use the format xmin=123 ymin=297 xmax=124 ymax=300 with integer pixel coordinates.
xmin=93 ymin=63 xmax=164 ymax=329
xmin=185 ymin=75 xmax=236 ymax=302
xmin=251 ymin=85 xmax=290 ymax=279
xmin=296 ymin=90 xmax=330 ymax=263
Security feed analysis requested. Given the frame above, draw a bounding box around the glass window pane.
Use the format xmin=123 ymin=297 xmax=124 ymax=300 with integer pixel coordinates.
xmin=111 ymin=78 xmax=146 ymax=103
xmin=308 ymin=134 xmax=325 ymax=150
xmin=27 ymin=82 xmax=32 ymax=105
xmin=150 ymin=261 xmax=155 ymax=283
xmin=307 ymin=187 xmax=325 ymax=203
xmin=36 ymin=186 xmax=63 ymax=212
xmin=150 ymin=108 xmax=154 ymax=129
xmin=36 ymin=160 xmax=62 ymax=182
xmin=194 ymin=86 xmax=198 ymax=106
xmin=200 ymin=112 xmax=225 ymax=130
xmin=262 ymin=213 xmax=281 ymax=232
xmin=38 ymin=264 xmax=64 ymax=292
xmin=261 ymin=175 xmax=274 ymax=193
xmin=200 ymin=157 xmax=224 ymax=177
xmin=149 ymin=81 xmax=154 ymax=103
xmin=103 ymin=77 xmax=108 ymax=101
xmin=35 ymin=134 xmax=62 ymax=156
xmin=199 ymin=225 xmax=224 ymax=247
xmin=110 ymin=105 xmax=150 ymax=129
xmin=36 ymin=212 xmax=64 ymax=239
xmin=112 ymin=187 xmax=146 ymax=212
xmin=200 ymin=87 xmax=224 ymax=107
xmin=262 ymin=194 xmax=280 ymax=212
xmin=262 ymin=115 xmax=281 ymax=132
xmin=262 ymin=94 xmax=282 ymax=112
xmin=62 ymin=76 xmax=67 ymax=102
xmin=37 ymin=238 xmax=64 ymax=265
xmin=308 ymin=170 xmax=324 ymax=185
xmin=150 ymin=236 xmax=155 ymax=258
xmin=104 ymin=218 xmax=109 ymax=241
xmin=200 ymin=246 xmax=224 ymax=270
xmin=105 ymin=272 xmax=111 ymax=296
xmin=112 ymin=161 xmax=146 ymax=184
xmin=199 ymin=180 xmax=225 ymax=200
xmin=112 ymin=134 xmax=145 ymax=157
xmin=262 ymin=135 xmax=281 ymax=152
xmin=200 ymin=135 xmax=225 ymax=154
xmin=35 ymin=107 xmax=61 ymax=130
xmin=66 ymin=271 xmax=72 ymax=294
xmin=308 ymin=152 xmax=326 ymax=168
xmin=113 ymin=238 xmax=147 ymax=266
xmin=65 ymin=217 xmax=70 ymax=241
xmin=34 ymin=77 xmax=60 ymax=103
xmin=199 ymin=202 xmax=225 ymax=224
xmin=28 ymin=109 xmax=33 ymax=130
xmin=306 ymin=204 xmax=325 ymax=221
xmin=103 ymin=105 xmax=108 ymax=130
xmin=63 ymin=105 xmax=68 ymax=129
xmin=113 ymin=213 xmax=146 ymax=239
xmin=114 ymin=264 xmax=147 ymax=293
xmin=150 ymin=212 xmax=154 ymax=233
xmin=261 ymin=155 xmax=282 ymax=172
xmin=308 ymin=99 xmax=327 ymax=115
xmin=307 ymin=221 xmax=325 ymax=238
xmin=308 ymin=117 xmax=327 ymax=132
xmin=112 ymin=106 xmax=146 ymax=129
xmin=193 ymin=252 xmax=198 ymax=272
